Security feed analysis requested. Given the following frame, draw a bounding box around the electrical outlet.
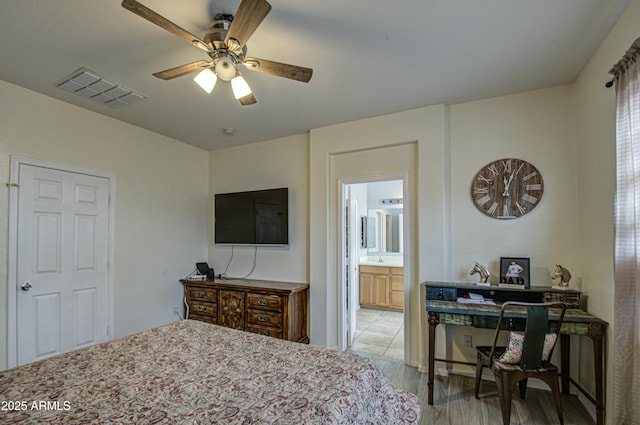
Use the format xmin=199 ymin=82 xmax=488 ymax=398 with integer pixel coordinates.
xmin=464 ymin=335 xmax=472 ymax=347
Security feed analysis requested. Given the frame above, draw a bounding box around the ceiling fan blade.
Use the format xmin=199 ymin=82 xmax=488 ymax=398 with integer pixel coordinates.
xmin=243 ymin=58 xmax=312 ymax=83
xmin=238 ymin=93 xmax=257 ymax=106
xmin=152 ymin=60 xmax=211 ymax=80
xmin=224 ymin=0 xmax=272 ymax=49
xmin=122 ymin=0 xmax=210 ymax=52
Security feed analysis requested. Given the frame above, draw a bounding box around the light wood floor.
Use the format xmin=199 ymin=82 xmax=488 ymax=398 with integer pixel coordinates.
xmin=351 ymin=351 xmax=595 ymax=425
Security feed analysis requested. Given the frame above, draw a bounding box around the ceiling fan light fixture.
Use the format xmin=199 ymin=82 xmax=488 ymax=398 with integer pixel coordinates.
xmin=121 ymin=0 xmax=312 ymax=107
xmin=214 ymin=57 xmax=237 ymax=81
xmin=194 ymin=68 xmax=217 ymax=93
xmin=231 ymin=74 xmax=252 ymax=99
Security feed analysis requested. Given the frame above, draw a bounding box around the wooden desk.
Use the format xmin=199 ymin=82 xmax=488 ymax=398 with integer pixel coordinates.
xmin=424 ymin=282 xmax=608 ymax=425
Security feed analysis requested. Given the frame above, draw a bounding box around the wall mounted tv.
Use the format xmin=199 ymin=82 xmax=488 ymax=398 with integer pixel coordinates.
xmin=214 ymin=188 xmax=289 ymax=246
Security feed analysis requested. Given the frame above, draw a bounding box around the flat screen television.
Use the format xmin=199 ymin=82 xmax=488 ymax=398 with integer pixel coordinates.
xmin=214 ymin=188 xmax=288 ymax=246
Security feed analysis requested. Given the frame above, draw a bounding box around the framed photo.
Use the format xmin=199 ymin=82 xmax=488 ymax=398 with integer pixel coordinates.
xmin=500 ymin=257 xmax=530 ymax=288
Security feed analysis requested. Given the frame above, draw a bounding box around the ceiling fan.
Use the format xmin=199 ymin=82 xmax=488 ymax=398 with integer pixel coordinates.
xmin=121 ymin=0 xmax=313 ymax=105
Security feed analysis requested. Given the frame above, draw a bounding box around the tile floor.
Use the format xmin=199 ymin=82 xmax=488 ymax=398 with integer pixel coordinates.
xmin=350 ymin=308 xmax=404 ymax=360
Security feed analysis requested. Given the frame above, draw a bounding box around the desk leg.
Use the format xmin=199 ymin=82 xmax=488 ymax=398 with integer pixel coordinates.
xmin=561 ymin=334 xmax=570 ymax=394
xmin=589 ymin=323 xmax=605 ymax=425
xmin=427 ymin=312 xmax=440 ymax=405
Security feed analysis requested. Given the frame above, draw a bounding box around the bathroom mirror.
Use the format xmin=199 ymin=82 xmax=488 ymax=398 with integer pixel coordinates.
xmin=361 ymin=216 xmax=377 ymax=249
xmin=367 ymin=208 xmax=403 ymax=253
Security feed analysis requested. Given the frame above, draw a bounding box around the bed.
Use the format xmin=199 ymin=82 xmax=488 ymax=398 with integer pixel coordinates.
xmin=0 ymin=319 xmax=420 ymax=424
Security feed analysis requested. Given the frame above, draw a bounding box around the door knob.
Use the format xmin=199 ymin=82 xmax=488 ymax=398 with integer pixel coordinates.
xmin=20 ymin=282 xmax=32 ymax=292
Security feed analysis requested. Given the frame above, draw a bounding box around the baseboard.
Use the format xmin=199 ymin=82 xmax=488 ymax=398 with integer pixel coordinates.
xmin=406 ymin=360 xmax=420 ymax=368
xmin=416 ymin=363 xmax=445 ymax=374
xmin=577 ymin=389 xmax=597 ymax=423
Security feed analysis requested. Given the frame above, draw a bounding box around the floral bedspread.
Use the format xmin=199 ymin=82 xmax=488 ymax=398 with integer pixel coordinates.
xmin=0 ymin=319 xmax=420 ymax=424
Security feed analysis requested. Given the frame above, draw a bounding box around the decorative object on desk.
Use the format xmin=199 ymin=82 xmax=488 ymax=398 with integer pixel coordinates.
xmin=499 ymin=257 xmax=530 ymax=289
xmin=551 ymin=264 xmax=572 ymax=289
xmin=469 ymin=262 xmax=491 ymax=285
xmin=470 ymin=158 xmax=544 ymax=219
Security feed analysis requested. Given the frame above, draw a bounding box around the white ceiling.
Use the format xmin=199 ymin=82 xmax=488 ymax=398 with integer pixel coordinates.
xmin=0 ymin=0 xmax=630 ymax=151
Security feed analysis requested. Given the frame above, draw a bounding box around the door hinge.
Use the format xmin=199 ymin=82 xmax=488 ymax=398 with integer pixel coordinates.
xmin=6 ymin=183 xmax=19 ymax=188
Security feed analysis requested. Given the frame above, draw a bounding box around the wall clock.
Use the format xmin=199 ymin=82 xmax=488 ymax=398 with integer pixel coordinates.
xmin=470 ymin=158 xmax=544 ymax=219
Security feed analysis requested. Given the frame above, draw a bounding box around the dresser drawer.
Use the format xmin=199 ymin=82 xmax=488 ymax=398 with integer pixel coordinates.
xmin=246 ymin=324 xmax=283 ymax=339
xmin=544 ymin=292 xmax=581 ymax=307
xmin=187 ymin=287 xmax=217 ymax=303
xmin=246 ymin=293 xmax=283 ymax=312
xmin=189 ymin=301 xmax=217 ymax=318
xmin=188 ymin=313 xmax=217 ymax=324
xmin=247 ymin=309 xmax=282 ymax=328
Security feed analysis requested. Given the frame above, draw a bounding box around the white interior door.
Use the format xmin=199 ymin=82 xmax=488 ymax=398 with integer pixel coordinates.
xmin=16 ymin=164 xmax=110 ymax=365
xmin=347 ymin=197 xmax=358 ymax=347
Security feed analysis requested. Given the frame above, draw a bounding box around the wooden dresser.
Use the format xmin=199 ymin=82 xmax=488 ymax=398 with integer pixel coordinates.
xmin=180 ymin=278 xmax=309 ymax=343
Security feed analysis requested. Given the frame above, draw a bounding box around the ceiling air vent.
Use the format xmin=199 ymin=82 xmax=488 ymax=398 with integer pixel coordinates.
xmin=56 ymin=67 xmax=146 ymax=109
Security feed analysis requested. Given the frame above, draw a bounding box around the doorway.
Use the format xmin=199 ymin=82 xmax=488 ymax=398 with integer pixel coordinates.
xmin=340 ymin=177 xmax=408 ymax=362
xmin=7 ymin=156 xmax=114 ymax=367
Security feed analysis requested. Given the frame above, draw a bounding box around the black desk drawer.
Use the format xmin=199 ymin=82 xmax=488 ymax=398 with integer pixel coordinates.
xmin=474 ymin=316 xmax=526 ymax=330
xmin=426 ymin=287 xmax=457 ymax=301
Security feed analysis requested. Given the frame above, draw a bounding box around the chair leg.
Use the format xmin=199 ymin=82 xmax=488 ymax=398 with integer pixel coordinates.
xmin=494 ymin=370 xmax=518 ymax=425
xmin=475 ymin=355 xmax=485 ymax=399
xmin=518 ymin=378 xmax=528 ymax=399
xmin=540 ymin=371 xmax=564 ymax=425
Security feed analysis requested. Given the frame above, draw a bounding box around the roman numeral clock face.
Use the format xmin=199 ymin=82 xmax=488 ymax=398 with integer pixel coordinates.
xmin=471 ymin=158 xmax=544 ymax=219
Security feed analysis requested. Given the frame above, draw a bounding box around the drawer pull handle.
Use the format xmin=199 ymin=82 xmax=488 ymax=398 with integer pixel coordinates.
xmin=257 ymin=315 xmax=270 ymax=322
xmin=197 ymin=306 xmax=208 ymax=312
xmin=257 ymin=330 xmax=270 ymax=336
xmin=197 ymin=292 xmax=207 ymax=298
xmin=257 ymin=299 xmax=269 ymax=306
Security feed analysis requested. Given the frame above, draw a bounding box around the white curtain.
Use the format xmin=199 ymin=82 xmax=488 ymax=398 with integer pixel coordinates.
xmin=612 ymin=37 xmax=640 ymax=425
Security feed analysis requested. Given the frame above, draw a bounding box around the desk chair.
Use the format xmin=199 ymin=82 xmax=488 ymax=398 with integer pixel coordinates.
xmin=474 ymin=301 xmax=567 ymax=425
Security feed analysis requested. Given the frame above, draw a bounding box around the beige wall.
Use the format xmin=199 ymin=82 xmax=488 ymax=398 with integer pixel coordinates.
xmin=309 ymin=105 xmax=448 ymax=362
xmin=445 ymin=85 xmax=581 ymax=376
xmin=574 ymin=0 xmax=640 ymax=421
xmin=207 ymin=134 xmax=309 ymax=283
xmin=307 ymin=84 xmax=583 ymax=366
xmin=0 ymin=81 xmax=209 ymax=370
xmin=3 ymin=2 xmax=638 ymax=420
xmin=330 ymin=143 xmax=418 ymax=357
xmin=225 ymin=78 xmax=600 ymax=383
xmin=450 ymin=85 xmax=578 ymax=283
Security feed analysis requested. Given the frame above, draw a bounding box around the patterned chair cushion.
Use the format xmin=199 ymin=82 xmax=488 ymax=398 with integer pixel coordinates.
xmin=496 ymin=331 xmax=558 ymax=364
